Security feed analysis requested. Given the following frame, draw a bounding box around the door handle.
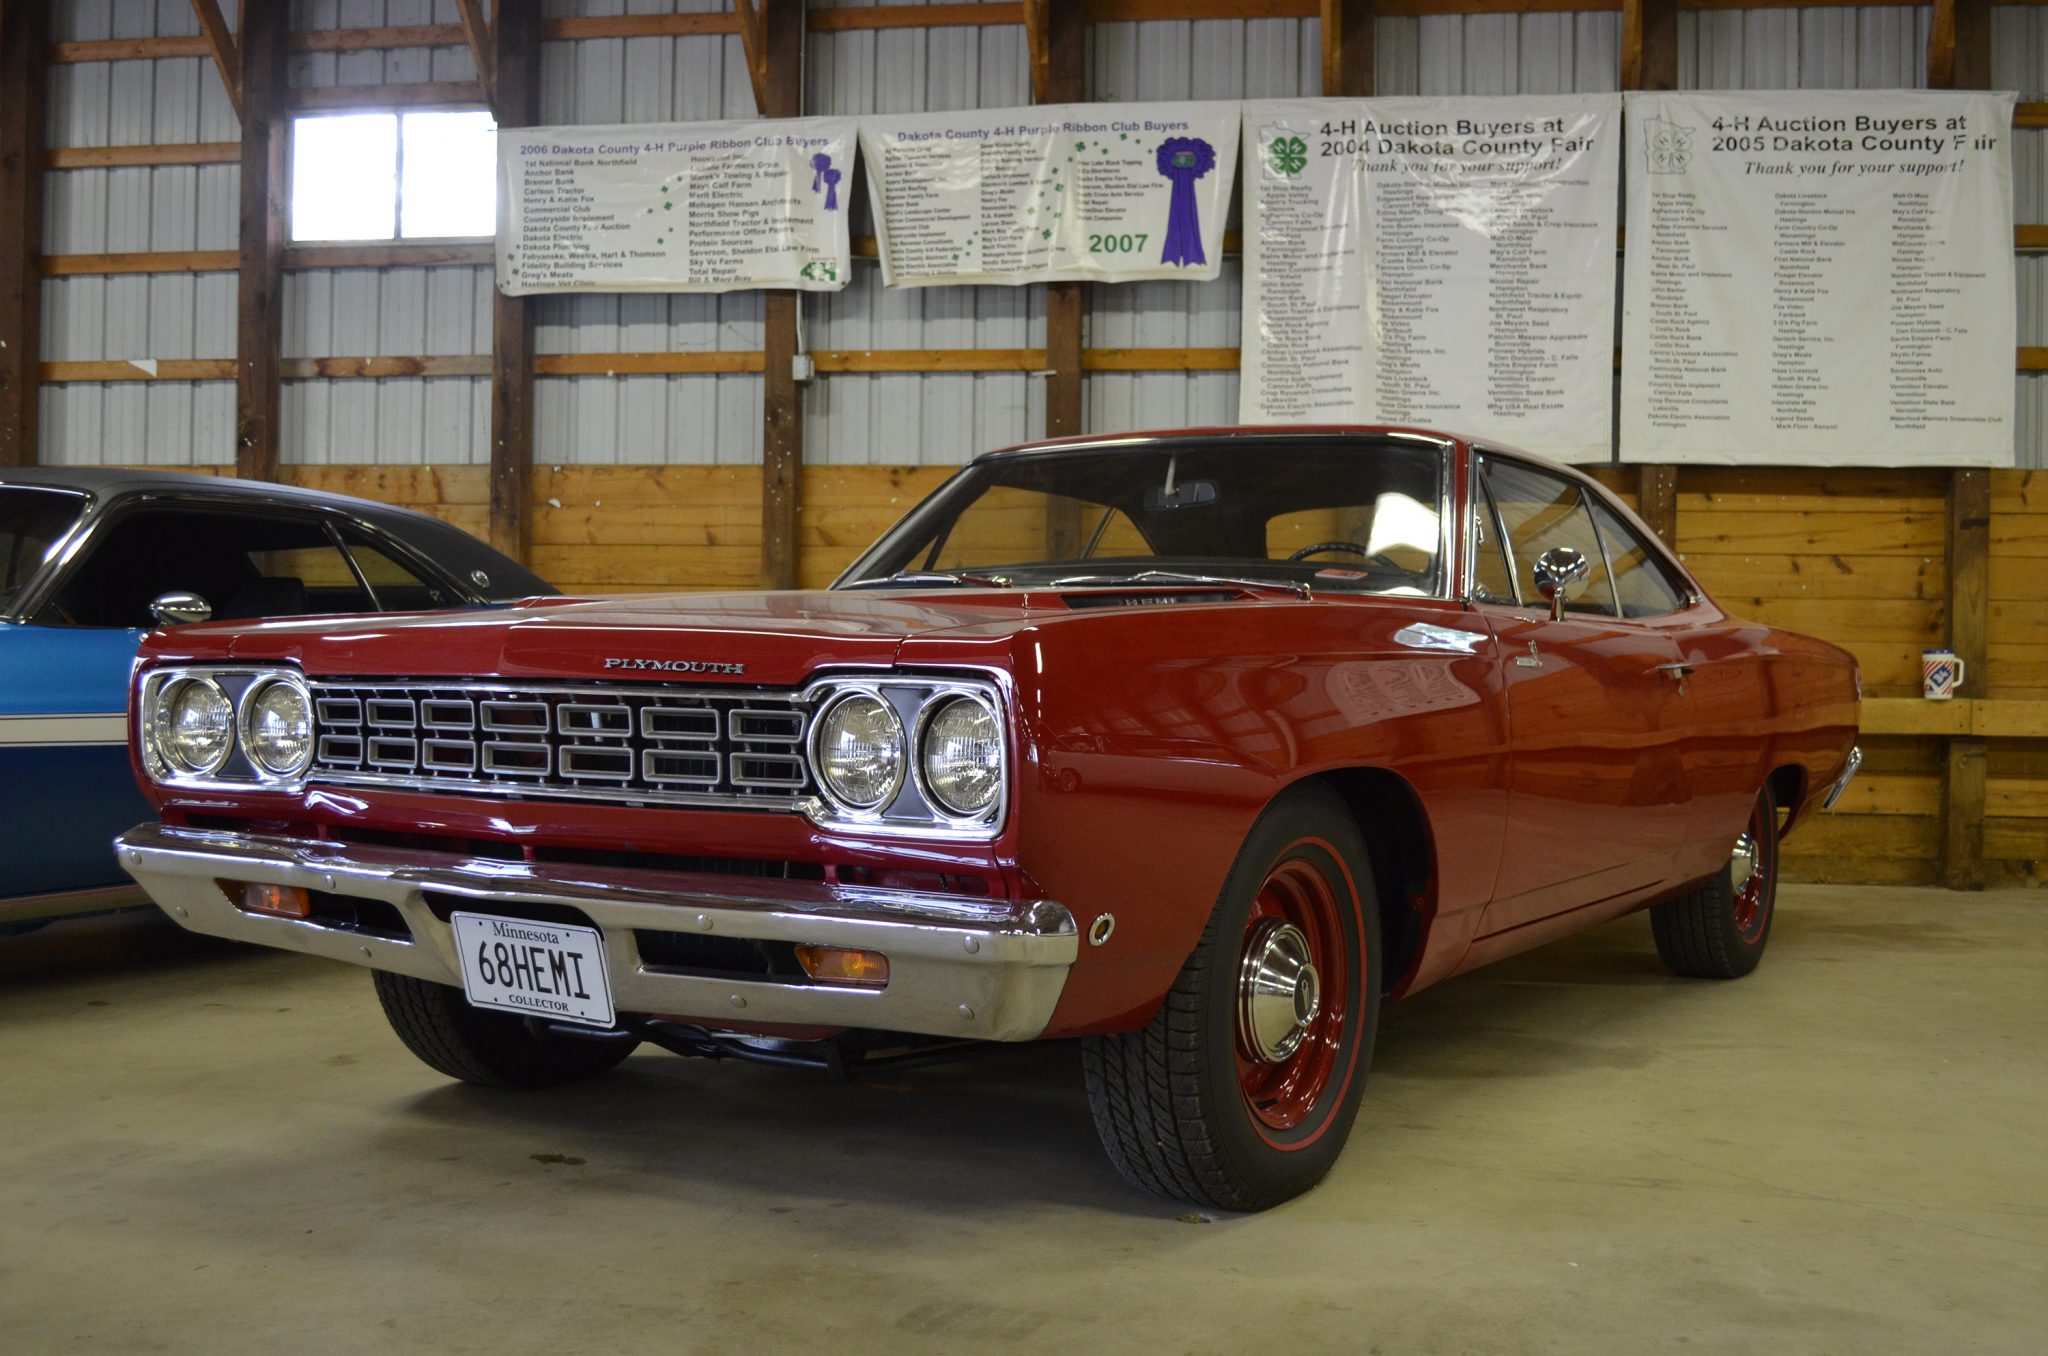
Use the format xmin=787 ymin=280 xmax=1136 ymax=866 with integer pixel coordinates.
xmin=1654 ymin=662 xmax=1695 ymax=678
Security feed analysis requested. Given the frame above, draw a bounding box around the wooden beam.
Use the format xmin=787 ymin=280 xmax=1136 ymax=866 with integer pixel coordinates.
xmin=454 ymin=0 xmax=495 ymax=100
xmin=734 ymin=0 xmax=772 ymax=117
xmin=547 ymin=14 xmax=742 ymax=39
xmin=490 ymin=0 xmax=540 ymax=566
xmin=1633 ymin=463 xmax=1678 ymax=545
xmin=188 ymin=0 xmax=243 ymax=121
xmin=1942 ymin=468 xmax=1991 ymax=889
xmin=0 ymin=0 xmax=50 ymax=468
xmin=759 ymin=0 xmax=807 ymax=590
xmin=46 ymin=142 xmax=241 ymax=168
xmin=42 ymin=360 xmax=240 ymax=383
xmin=296 ymin=25 xmax=467 ymax=54
xmin=1622 ymin=0 xmax=1679 ymax=89
xmin=287 ymin=82 xmax=488 ymax=112
xmin=1021 ymin=0 xmax=1052 ymax=101
xmin=1321 ymin=0 xmax=1375 ymax=96
xmin=1039 ymin=0 xmax=1086 ymax=558
xmin=809 ymin=3 xmax=1021 ymax=30
xmin=1928 ymin=0 xmax=1991 ymax=90
xmin=537 ymin=353 xmax=765 ymax=376
xmin=234 ymin=2 xmax=289 ymax=482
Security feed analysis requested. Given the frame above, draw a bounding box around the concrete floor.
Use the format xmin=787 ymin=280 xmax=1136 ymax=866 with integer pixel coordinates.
xmin=0 ymin=886 xmax=2041 ymax=1356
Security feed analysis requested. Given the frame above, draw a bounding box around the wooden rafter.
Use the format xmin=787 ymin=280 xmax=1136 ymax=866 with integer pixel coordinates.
xmin=1021 ymin=0 xmax=1052 ymax=101
xmin=453 ymin=0 xmax=496 ymax=100
xmin=188 ymin=0 xmax=242 ymax=121
xmin=733 ymin=0 xmax=772 ymax=116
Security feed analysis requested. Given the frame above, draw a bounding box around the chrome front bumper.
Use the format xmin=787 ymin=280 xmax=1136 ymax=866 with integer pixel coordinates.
xmin=116 ymin=825 xmax=1077 ymax=1042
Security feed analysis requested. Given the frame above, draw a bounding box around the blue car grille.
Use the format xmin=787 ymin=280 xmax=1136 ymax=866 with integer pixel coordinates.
xmin=307 ymin=680 xmax=814 ymax=810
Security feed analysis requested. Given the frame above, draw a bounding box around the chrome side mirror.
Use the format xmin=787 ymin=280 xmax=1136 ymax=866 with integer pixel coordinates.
xmin=149 ymin=591 xmax=212 ymax=627
xmin=1531 ymin=547 xmax=1591 ymax=621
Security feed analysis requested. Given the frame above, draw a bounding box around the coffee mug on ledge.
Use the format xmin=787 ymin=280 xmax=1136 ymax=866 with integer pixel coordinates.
xmin=1923 ymin=648 xmax=1965 ymax=700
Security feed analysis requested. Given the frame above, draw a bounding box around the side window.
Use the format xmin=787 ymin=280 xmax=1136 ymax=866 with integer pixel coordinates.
xmin=340 ymin=530 xmax=450 ymax=611
xmin=50 ymin=508 xmax=370 ymax=627
xmin=1469 ymin=475 xmax=1517 ymax=605
xmin=1480 ymin=459 xmax=1618 ymax=618
xmin=1589 ymin=500 xmax=1686 ymax=618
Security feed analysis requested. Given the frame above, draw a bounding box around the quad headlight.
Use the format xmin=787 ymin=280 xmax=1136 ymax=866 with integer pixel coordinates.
xmin=151 ymin=677 xmax=234 ymax=776
xmin=241 ymin=676 xmax=315 ymax=777
xmin=919 ymin=696 xmax=1001 ymax=817
xmin=813 ymin=691 xmax=905 ymax=811
xmin=806 ymin=678 xmax=1007 ymax=833
xmin=141 ymin=667 xmax=315 ymax=787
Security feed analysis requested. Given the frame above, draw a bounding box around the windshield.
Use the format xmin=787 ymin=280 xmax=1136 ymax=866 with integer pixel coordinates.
xmin=0 ymin=487 xmax=87 ymax=616
xmin=838 ymin=437 xmax=1448 ymax=596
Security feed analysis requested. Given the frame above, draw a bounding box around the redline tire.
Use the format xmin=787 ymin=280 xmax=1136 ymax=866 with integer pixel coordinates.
xmin=1650 ymin=784 xmax=1780 ymax=980
xmin=372 ymin=970 xmax=640 ymax=1089
xmin=1081 ymin=784 xmax=1382 ymax=1211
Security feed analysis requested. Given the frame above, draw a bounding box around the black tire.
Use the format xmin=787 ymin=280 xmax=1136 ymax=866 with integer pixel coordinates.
xmin=1081 ymin=784 xmax=1382 ymax=1212
xmin=1651 ymin=783 xmax=1779 ymax=979
xmin=372 ymin=970 xmax=640 ymax=1089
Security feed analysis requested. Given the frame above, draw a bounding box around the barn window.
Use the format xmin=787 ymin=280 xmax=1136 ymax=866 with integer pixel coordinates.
xmin=290 ymin=110 xmax=498 ymax=243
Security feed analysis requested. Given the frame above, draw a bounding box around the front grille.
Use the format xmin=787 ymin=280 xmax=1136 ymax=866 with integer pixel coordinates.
xmin=309 ymin=680 xmax=814 ymax=810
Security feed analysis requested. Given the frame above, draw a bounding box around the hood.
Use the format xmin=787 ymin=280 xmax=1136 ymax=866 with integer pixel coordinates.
xmin=147 ymin=586 xmax=1203 ymax=687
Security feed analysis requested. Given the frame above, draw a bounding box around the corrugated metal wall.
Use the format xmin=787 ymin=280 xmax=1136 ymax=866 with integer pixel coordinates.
xmin=33 ymin=1 xmax=2048 ymax=469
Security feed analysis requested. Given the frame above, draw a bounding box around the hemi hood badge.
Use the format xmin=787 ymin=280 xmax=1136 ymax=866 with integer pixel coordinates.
xmin=603 ymin=658 xmax=747 ymax=675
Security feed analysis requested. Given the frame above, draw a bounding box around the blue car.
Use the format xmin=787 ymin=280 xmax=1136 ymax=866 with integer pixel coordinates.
xmin=0 ymin=469 xmax=553 ymax=932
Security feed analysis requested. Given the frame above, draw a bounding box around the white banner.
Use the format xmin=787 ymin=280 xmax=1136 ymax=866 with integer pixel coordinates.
xmin=858 ymin=103 xmax=1240 ymax=287
xmin=496 ymin=118 xmax=857 ymax=295
xmin=1620 ymin=91 xmax=2016 ymax=466
xmin=1239 ymin=96 xmax=1622 ymax=461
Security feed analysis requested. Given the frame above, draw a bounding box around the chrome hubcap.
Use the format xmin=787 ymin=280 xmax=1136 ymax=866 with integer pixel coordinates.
xmin=1238 ymin=921 xmax=1321 ymax=1063
xmin=1729 ymin=832 xmax=1758 ymax=893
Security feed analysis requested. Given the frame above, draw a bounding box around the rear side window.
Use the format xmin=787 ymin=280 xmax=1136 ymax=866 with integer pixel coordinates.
xmin=0 ymin=487 xmax=85 ymax=612
xmin=1588 ymin=499 xmax=1686 ymax=618
xmin=1480 ymin=459 xmax=1618 ymax=618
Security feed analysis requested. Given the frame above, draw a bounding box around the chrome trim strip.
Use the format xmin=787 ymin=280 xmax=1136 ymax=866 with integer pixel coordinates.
xmin=119 ymin=824 xmax=1077 ymax=1043
xmin=308 ymin=765 xmax=806 ymax=811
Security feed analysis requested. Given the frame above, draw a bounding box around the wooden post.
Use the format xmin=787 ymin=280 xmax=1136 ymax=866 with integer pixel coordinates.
xmin=1040 ymin=0 xmax=1086 ymax=558
xmin=234 ymin=0 xmax=289 ymax=482
xmin=1622 ymin=0 xmax=1678 ymax=540
xmin=1320 ymin=0 xmax=1375 ymax=98
xmin=1929 ymin=0 xmax=1990 ymax=888
xmin=758 ymin=0 xmax=806 ymax=589
xmin=490 ymin=1 xmax=539 ymax=564
xmin=1941 ymin=469 xmax=1991 ymax=889
xmin=0 ymin=0 xmax=50 ymax=468
xmin=1928 ymin=0 xmax=1990 ymax=91
xmin=188 ymin=0 xmax=243 ymax=121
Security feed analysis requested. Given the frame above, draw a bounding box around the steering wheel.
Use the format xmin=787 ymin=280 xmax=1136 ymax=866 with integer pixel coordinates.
xmin=1286 ymin=540 xmax=1402 ymax=572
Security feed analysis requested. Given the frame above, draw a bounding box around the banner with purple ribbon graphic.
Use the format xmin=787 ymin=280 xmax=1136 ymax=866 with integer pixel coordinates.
xmin=497 ymin=116 xmax=857 ymax=295
xmin=859 ymin=101 xmax=1238 ymax=287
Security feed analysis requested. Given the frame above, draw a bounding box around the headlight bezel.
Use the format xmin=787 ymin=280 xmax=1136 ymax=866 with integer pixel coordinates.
xmin=801 ymin=674 xmax=1009 ymax=838
xmin=139 ymin=665 xmax=315 ymax=791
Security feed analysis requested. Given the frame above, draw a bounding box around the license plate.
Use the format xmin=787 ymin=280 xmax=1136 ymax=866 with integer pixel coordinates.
xmin=451 ymin=912 xmax=616 ymax=1029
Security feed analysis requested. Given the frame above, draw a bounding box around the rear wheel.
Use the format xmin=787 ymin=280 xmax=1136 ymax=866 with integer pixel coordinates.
xmin=373 ymin=970 xmax=640 ymax=1089
xmin=1651 ymin=784 xmax=1779 ymax=979
xmin=1082 ymin=785 xmax=1382 ymax=1211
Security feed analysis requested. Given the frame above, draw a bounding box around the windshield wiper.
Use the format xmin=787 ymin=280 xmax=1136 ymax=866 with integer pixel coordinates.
xmin=1049 ymin=569 xmax=1311 ymax=600
xmin=840 ymin=570 xmax=1013 ymax=590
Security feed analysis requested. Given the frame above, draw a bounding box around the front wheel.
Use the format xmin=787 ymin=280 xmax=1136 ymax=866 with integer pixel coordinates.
xmin=1651 ymin=784 xmax=1779 ymax=979
xmin=373 ymin=970 xmax=641 ymax=1089
xmin=1082 ymin=784 xmax=1382 ymax=1211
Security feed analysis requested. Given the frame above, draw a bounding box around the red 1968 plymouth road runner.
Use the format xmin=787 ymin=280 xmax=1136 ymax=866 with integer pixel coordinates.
xmin=118 ymin=428 xmax=1860 ymax=1209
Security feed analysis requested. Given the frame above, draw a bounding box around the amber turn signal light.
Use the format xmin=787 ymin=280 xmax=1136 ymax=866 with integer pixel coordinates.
xmin=794 ymin=945 xmax=890 ymax=988
xmin=223 ymin=880 xmax=312 ymax=919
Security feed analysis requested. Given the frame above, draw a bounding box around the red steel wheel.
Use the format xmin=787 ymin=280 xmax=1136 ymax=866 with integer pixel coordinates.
xmin=1728 ymin=795 xmax=1778 ymax=946
xmin=1082 ymin=784 xmax=1383 ymax=1210
xmin=1234 ymin=852 xmax=1353 ymax=1133
xmin=1650 ymin=782 xmax=1781 ymax=980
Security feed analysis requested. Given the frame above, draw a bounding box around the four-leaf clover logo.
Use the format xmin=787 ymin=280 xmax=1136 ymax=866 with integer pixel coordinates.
xmin=1266 ymin=135 xmax=1308 ymax=176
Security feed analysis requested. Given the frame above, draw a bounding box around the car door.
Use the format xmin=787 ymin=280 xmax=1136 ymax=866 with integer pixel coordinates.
xmin=1468 ymin=455 xmax=1697 ymax=939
